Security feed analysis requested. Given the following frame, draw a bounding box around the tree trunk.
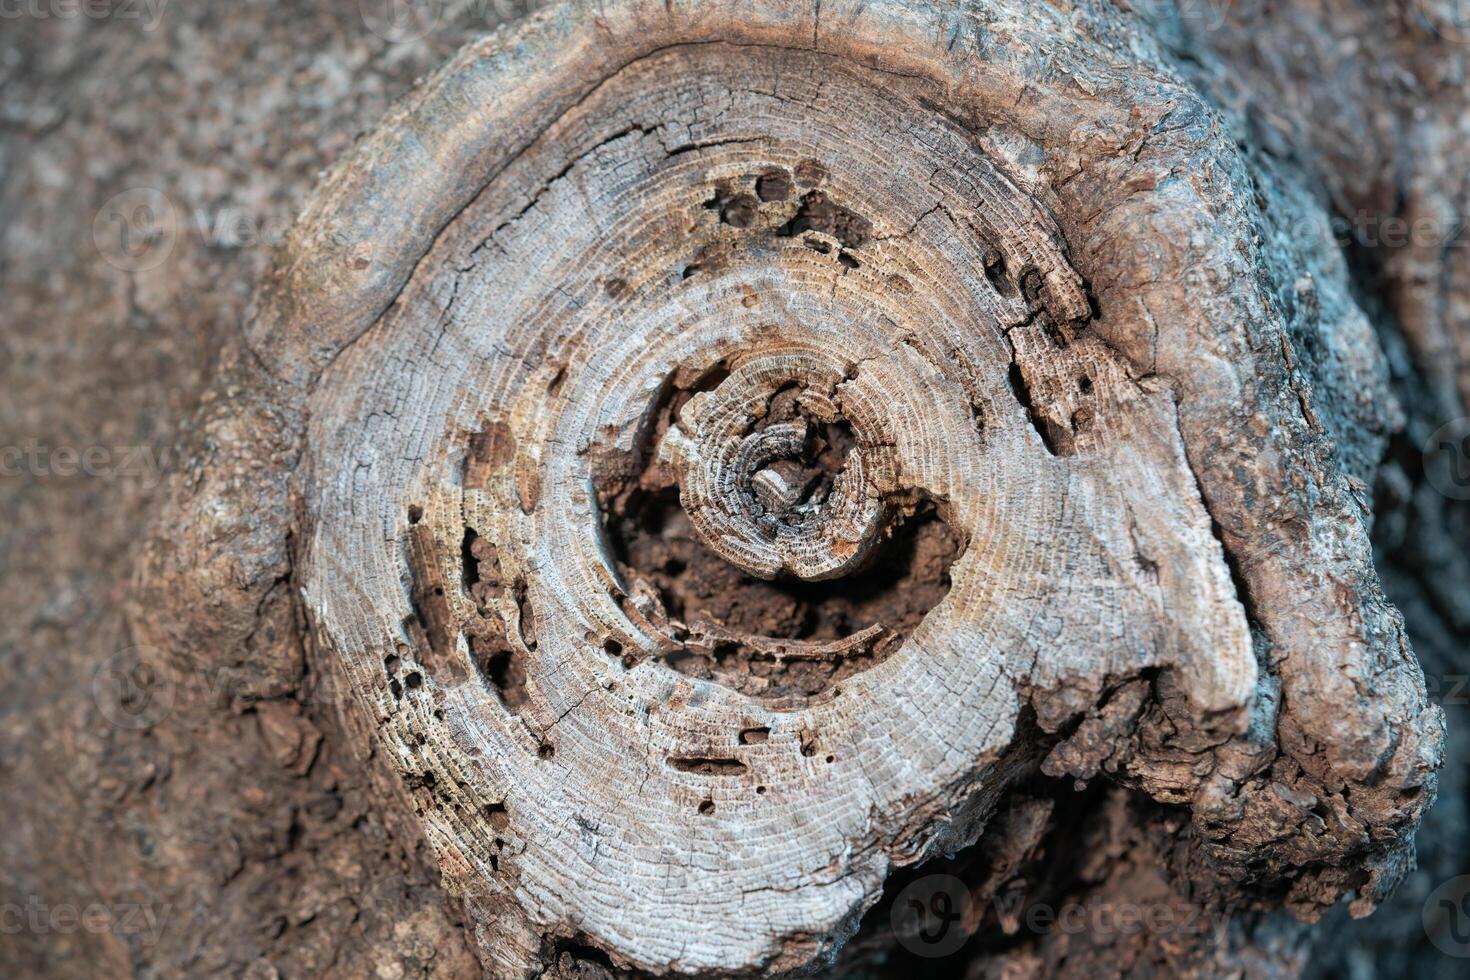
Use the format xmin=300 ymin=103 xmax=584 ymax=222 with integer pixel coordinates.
xmin=3 ymin=1 xmax=1467 ymax=978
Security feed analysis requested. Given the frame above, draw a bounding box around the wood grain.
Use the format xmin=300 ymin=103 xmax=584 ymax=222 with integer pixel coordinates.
xmin=125 ymin=1 xmax=1442 ymax=974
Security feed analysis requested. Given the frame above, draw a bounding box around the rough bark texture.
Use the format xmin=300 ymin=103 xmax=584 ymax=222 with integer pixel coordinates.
xmin=1 ymin=1 xmax=1466 ymax=978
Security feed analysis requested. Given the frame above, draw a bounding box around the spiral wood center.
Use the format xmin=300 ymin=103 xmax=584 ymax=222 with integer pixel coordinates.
xmin=660 ymin=353 xmax=888 ymax=581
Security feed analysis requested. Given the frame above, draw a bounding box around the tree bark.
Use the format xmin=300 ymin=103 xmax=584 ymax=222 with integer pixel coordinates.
xmin=2 ymin=1 xmax=1466 ymax=978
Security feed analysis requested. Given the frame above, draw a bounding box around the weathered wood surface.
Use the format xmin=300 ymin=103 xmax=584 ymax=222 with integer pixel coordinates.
xmin=3 ymin=1 xmax=1467 ymax=977
xmin=217 ymin=1 xmax=1439 ymax=972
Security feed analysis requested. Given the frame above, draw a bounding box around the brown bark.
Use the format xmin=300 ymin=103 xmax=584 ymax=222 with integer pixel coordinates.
xmin=2 ymin=1 xmax=1466 ymax=978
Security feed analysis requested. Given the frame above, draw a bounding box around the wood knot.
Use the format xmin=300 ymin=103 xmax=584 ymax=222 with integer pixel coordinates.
xmin=659 ymin=349 xmax=893 ymax=582
xmin=751 ymin=459 xmax=816 ymax=514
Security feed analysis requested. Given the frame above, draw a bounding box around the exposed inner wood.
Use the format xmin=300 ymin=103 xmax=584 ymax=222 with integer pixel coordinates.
xmin=298 ymin=37 xmax=1256 ymax=974
xmin=589 ymin=351 xmax=967 ymax=704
